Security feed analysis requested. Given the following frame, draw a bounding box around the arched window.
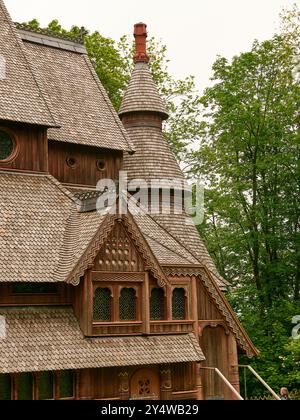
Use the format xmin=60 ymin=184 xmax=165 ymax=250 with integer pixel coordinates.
xmin=150 ymin=288 xmax=165 ymax=320
xmin=93 ymin=288 xmax=111 ymax=321
xmin=172 ymin=288 xmax=186 ymax=320
xmin=119 ymin=288 xmax=136 ymax=321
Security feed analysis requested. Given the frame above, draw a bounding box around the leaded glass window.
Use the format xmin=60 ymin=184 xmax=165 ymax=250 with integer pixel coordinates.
xmin=0 ymin=130 xmax=14 ymax=161
xmin=60 ymin=371 xmax=74 ymax=399
xmin=119 ymin=288 xmax=136 ymax=321
xmin=18 ymin=373 xmax=33 ymax=400
xmin=93 ymin=288 xmax=111 ymax=321
xmin=150 ymin=288 xmax=165 ymax=320
xmin=0 ymin=374 xmax=11 ymax=400
xmin=172 ymin=288 xmax=186 ymax=320
xmin=39 ymin=371 xmax=54 ymax=400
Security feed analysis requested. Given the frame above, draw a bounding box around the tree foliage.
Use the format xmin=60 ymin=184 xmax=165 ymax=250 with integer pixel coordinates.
xmin=21 ymin=19 xmax=201 ymax=161
xmin=190 ymin=5 xmax=300 ymax=395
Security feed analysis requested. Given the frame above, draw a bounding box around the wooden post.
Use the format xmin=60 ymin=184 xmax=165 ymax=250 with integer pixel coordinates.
xmin=227 ymin=333 xmax=240 ymax=400
xmin=167 ymin=285 xmax=172 ymax=321
xmin=118 ymin=371 xmax=130 ymax=400
xmin=195 ymin=363 xmax=204 ymax=400
xmin=78 ymin=369 xmax=92 ymax=400
xmin=142 ymin=272 xmax=150 ymax=334
xmin=160 ymin=366 xmax=172 ymax=400
xmin=191 ymin=276 xmax=199 ymax=337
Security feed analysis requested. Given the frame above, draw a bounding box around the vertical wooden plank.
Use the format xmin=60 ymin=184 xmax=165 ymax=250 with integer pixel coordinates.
xmin=191 ymin=276 xmax=199 ymax=337
xmin=227 ymin=333 xmax=240 ymax=400
xmin=142 ymin=272 xmax=150 ymax=334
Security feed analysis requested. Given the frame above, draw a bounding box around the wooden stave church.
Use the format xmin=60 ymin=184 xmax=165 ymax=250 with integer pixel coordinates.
xmin=0 ymin=0 xmax=257 ymax=401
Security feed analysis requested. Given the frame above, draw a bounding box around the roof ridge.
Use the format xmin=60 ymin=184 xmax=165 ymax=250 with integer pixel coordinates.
xmin=15 ymin=22 xmax=85 ymax=45
xmin=143 ymin=232 xmax=196 ymax=265
xmin=126 ymin=194 xmax=200 ymax=263
xmin=46 ymin=174 xmax=81 ymax=206
xmin=83 ymin=55 xmax=134 ymax=153
xmin=0 ymin=0 xmax=58 ymax=127
xmin=152 ymin=214 xmax=229 ymax=288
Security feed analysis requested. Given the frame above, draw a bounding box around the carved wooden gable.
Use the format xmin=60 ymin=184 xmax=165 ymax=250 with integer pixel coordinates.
xmin=94 ymin=222 xmax=145 ymax=272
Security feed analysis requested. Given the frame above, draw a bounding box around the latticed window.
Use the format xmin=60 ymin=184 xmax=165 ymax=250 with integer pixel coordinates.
xmin=150 ymin=288 xmax=165 ymax=320
xmin=0 ymin=374 xmax=11 ymax=400
xmin=119 ymin=288 xmax=136 ymax=321
xmin=38 ymin=371 xmax=54 ymax=400
xmin=18 ymin=373 xmax=33 ymax=400
xmin=172 ymin=288 xmax=186 ymax=320
xmin=93 ymin=288 xmax=111 ymax=321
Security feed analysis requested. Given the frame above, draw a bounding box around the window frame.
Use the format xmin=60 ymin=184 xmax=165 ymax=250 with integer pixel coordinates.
xmin=0 ymin=127 xmax=19 ymax=163
xmin=92 ymin=282 xmax=141 ymax=324
xmin=150 ymin=287 xmax=166 ymax=321
xmin=93 ymin=286 xmax=113 ymax=322
xmin=171 ymin=287 xmax=187 ymax=320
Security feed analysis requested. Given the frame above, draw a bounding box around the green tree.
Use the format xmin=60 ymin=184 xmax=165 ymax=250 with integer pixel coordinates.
xmin=190 ymin=6 xmax=300 ymax=395
xmin=19 ymin=20 xmax=201 ymax=161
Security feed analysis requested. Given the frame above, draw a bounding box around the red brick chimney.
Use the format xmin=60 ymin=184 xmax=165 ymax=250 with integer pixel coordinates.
xmin=133 ymin=23 xmax=150 ymax=63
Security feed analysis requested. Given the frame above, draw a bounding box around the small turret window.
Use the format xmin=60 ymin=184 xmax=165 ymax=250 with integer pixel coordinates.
xmin=0 ymin=130 xmax=14 ymax=161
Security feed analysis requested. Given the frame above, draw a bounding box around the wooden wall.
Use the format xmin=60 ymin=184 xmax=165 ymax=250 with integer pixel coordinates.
xmin=0 ymin=121 xmax=48 ymax=173
xmin=48 ymin=141 xmax=123 ymax=187
xmin=0 ymin=283 xmax=72 ymax=307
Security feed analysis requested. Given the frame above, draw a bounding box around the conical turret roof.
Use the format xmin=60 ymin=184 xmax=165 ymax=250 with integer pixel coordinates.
xmin=119 ymin=61 xmax=168 ymax=120
xmin=0 ymin=0 xmax=57 ymax=126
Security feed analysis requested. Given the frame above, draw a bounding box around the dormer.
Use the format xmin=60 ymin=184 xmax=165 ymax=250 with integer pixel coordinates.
xmin=14 ymin=25 xmax=134 ymax=188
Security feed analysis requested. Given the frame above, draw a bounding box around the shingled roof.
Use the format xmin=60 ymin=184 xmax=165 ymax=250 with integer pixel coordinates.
xmin=119 ymin=62 xmax=168 ymax=119
xmin=0 ymin=171 xmax=108 ymax=284
xmin=123 ymin=126 xmax=185 ymax=184
xmin=0 ymin=0 xmax=57 ymax=127
xmin=18 ymin=34 xmax=133 ymax=152
xmin=0 ymin=308 xmax=205 ymax=373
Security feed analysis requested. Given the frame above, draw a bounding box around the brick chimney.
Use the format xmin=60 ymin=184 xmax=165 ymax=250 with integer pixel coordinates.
xmin=133 ymin=23 xmax=149 ymax=63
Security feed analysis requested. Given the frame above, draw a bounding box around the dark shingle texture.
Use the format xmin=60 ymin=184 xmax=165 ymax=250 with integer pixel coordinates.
xmin=20 ymin=40 xmax=133 ymax=151
xmin=119 ymin=62 xmax=168 ymax=118
xmin=0 ymin=308 xmax=205 ymax=373
xmin=0 ymin=0 xmax=56 ymax=126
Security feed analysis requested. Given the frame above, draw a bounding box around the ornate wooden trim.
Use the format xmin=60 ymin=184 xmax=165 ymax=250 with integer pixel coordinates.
xmin=65 ymin=209 xmax=169 ymax=288
xmin=198 ymin=267 xmax=257 ymax=357
xmin=121 ymin=213 xmax=169 ymax=287
xmin=66 ymin=214 xmax=117 ymax=286
xmin=165 ymin=265 xmax=257 ymax=357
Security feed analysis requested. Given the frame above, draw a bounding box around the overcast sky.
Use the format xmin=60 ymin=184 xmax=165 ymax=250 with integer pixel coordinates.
xmin=5 ymin=0 xmax=299 ymax=92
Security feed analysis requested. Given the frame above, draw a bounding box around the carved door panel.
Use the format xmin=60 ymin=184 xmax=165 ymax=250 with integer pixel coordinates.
xmin=130 ymin=368 xmax=160 ymax=400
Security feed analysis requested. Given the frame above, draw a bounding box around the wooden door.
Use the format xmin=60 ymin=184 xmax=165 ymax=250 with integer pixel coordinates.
xmin=130 ymin=368 xmax=160 ymax=400
xmin=200 ymin=326 xmax=229 ymax=400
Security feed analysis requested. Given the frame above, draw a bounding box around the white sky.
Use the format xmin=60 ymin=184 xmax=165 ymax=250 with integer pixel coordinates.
xmin=5 ymin=0 xmax=299 ymax=92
